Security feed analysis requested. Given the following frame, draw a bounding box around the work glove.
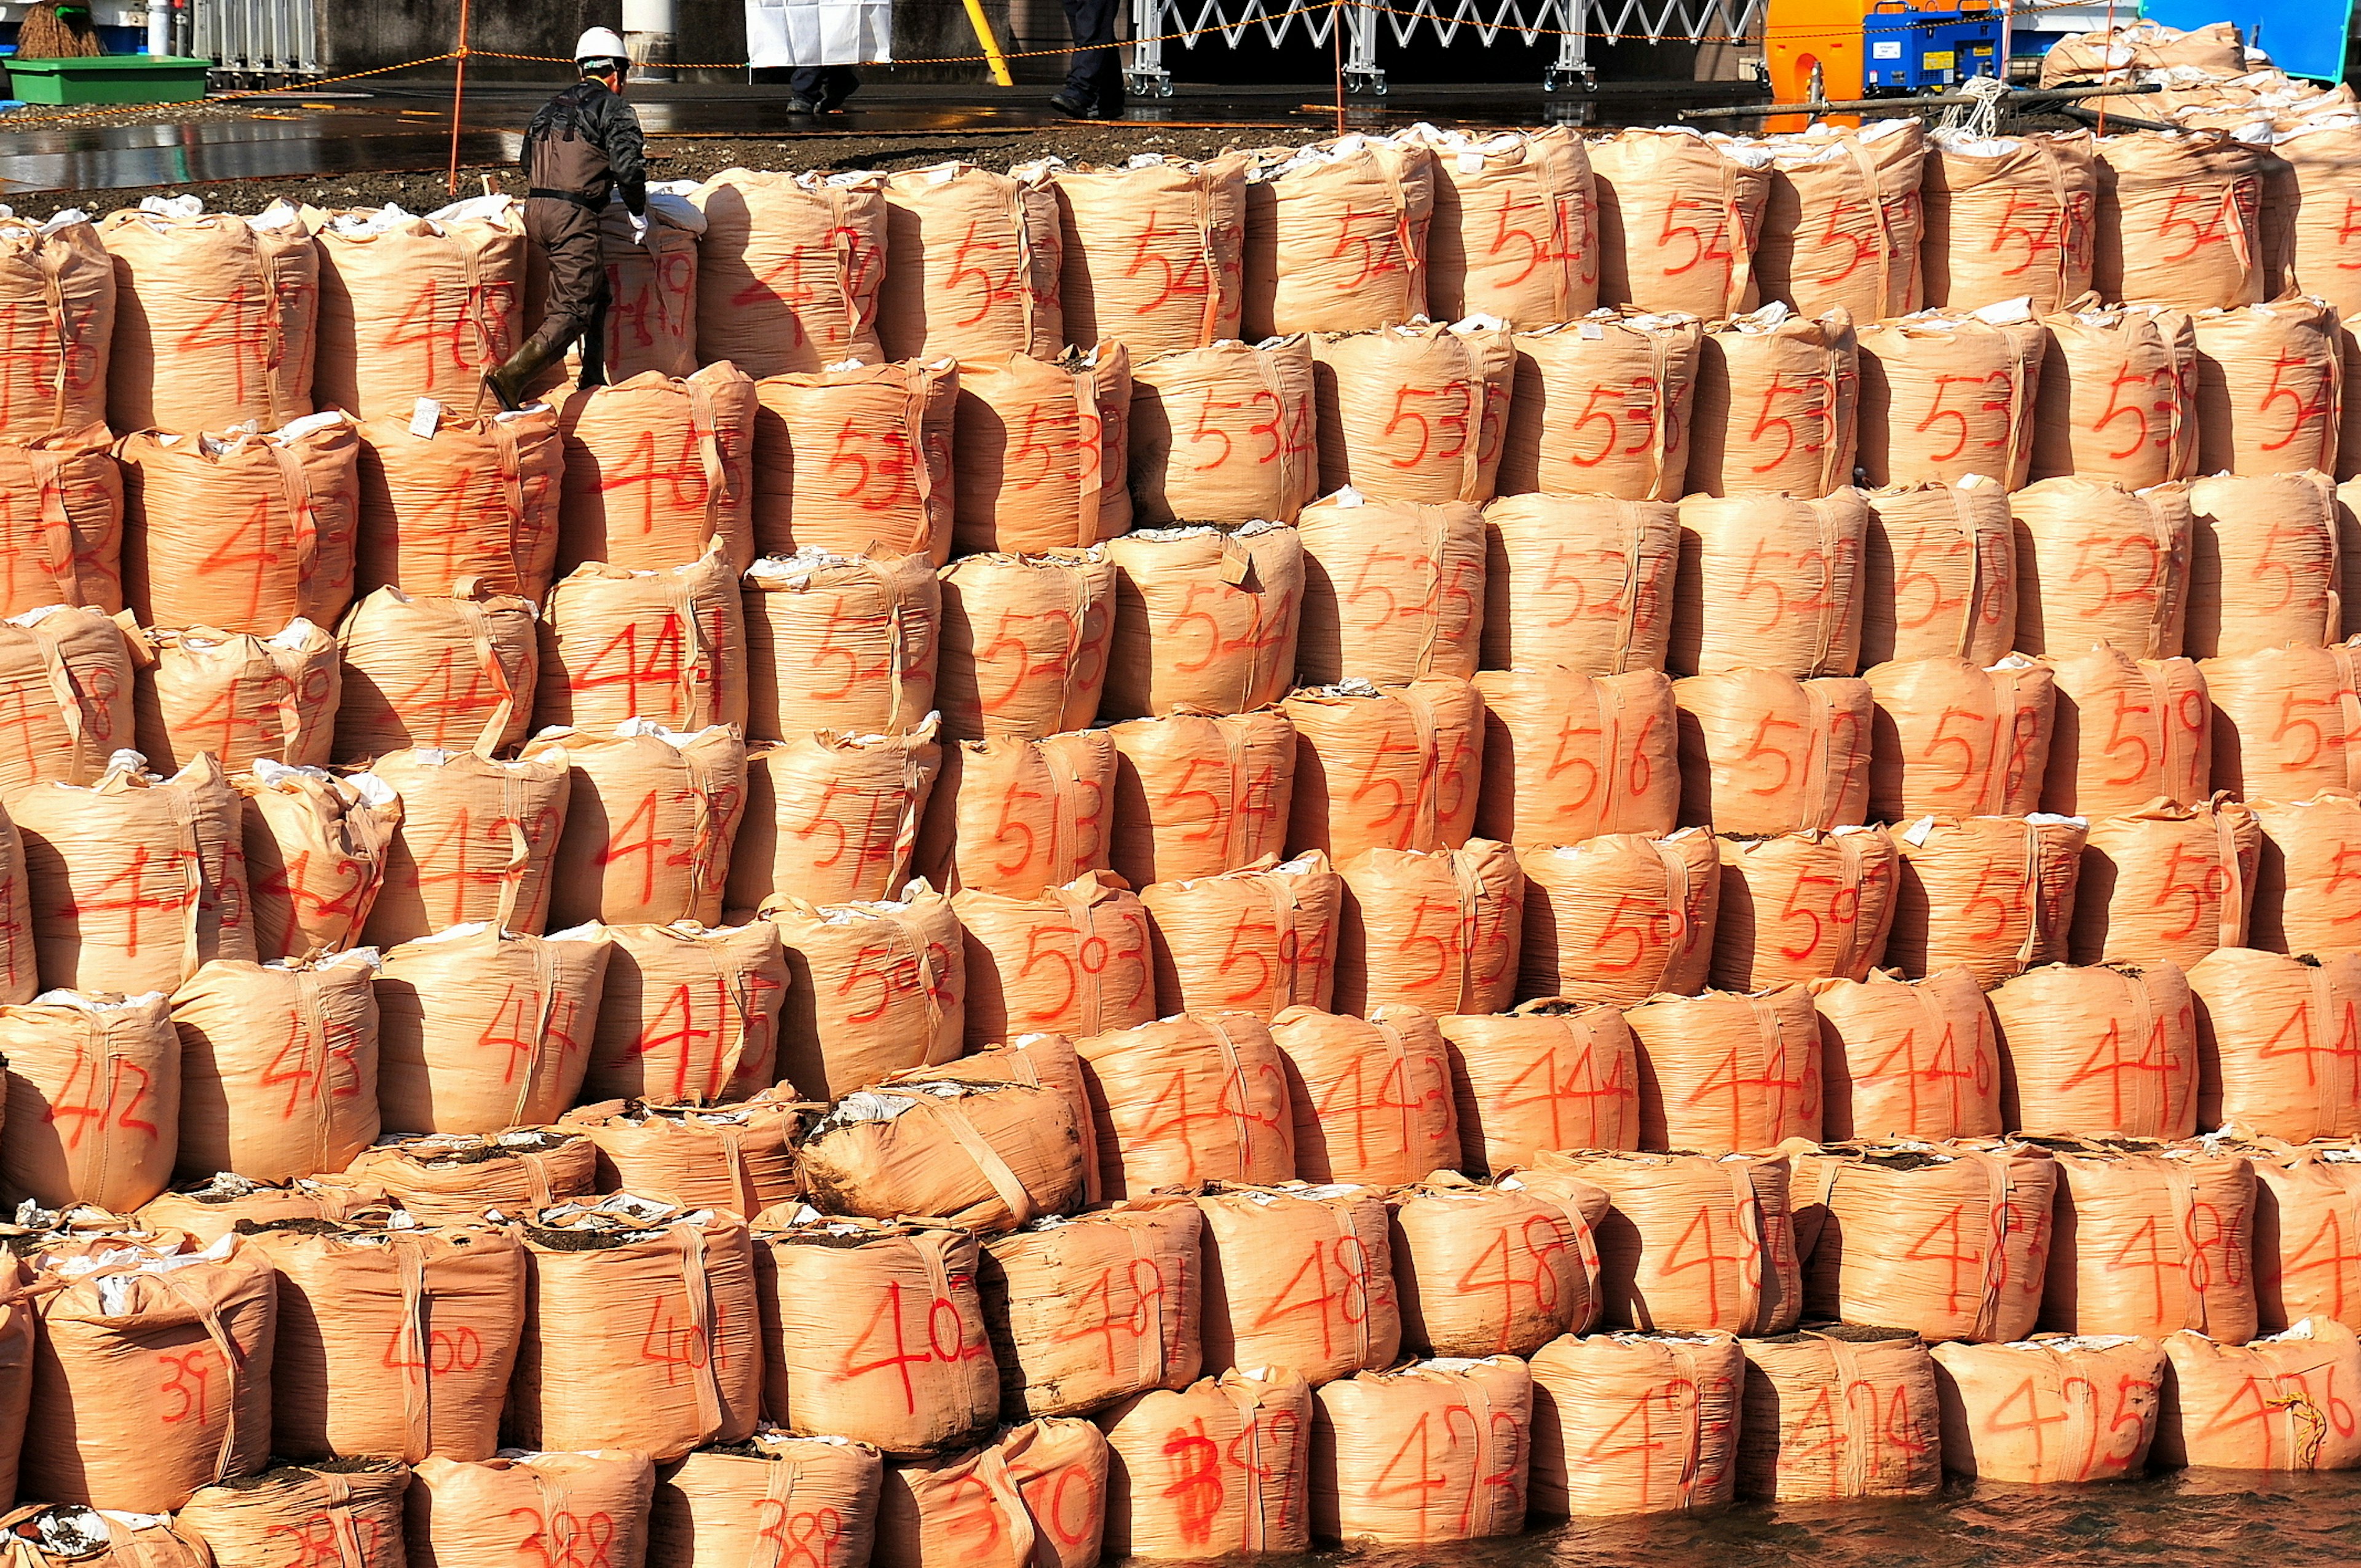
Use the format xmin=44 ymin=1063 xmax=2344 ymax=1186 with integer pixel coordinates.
xmin=628 ymin=212 xmax=652 ymax=247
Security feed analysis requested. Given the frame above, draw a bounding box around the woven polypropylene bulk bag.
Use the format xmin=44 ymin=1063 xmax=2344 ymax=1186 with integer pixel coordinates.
xmin=1390 ymin=1174 xmax=1599 ymax=1356
xmin=580 ymin=919 xmax=785 ymax=1106
xmin=2191 ymin=294 xmax=2343 ymax=477
xmin=1101 ymin=523 xmax=1302 ymax=720
xmin=1440 ymin=1000 xmax=1638 ymax=1173
xmin=2189 ymin=946 xmax=2361 ymax=1141
xmin=1888 ymin=814 xmax=2086 ymax=986
xmin=241 ymin=1218 xmax=520 ymax=1463
xmin=1125 ymin=337 xmax=1318 ymax=528
xmin=689 ymin=167 xmax=887 ymax=376
xmin=1672 ymin=668 xmax=1872 ymax=834
xmin=1711 ymin=827 xmax=1898 ymax=992
xmin=1529 ymin=1149 xmax=1801 ymax=1334
xmin=2031 ymin=299 xmax=2199 ymax=486
xmin=2071 ymin=796 xmax=2259 ymax=968
xmin=999 ymin=1403 xmax=1113 ymax=1568
xmin=2248 ymin=794 xmax=2361 ymax=956
xmin=0 ymin=210 xmax=111 ymax=443
xmin=1920 ymin=129 xmax=2097 ymax=312
xmin=2037 ymin=641 xmax=2210 ymax=817
xmin=954 ymin=870 xmax=1153 ymax=1044
xmin=743 ymin=550 xmax=938 ymax=742
xmin=505 ymin=1196 xmax=761 ymax=1463
xmin=373 ymin=922 xmax=611 ymax=1136
xmin=1755 ymin=119 xmax=1926 ymax=322
xmin=1309 ymin=1356 xmax=1530 ymax=1545
xmin=2094 ymin=129 xmax=2266 ymax=310
xmin=1853 ymin=311 xmax=2035 ymax=490
xmin=1685 ymin=303 xmax=1858 ymax=500
xmin=650 ymin=1433 xmax=882 ymax=1568
xmin=405 ymin=1450 xmax=654 ymax=1568
xmin=2154 ymin=1317 xmax=2361 ymax=1470
xmin=1410 ymin=125 xmax=1595 ymax=327
xmin=358 ymin=745 xmax=566 ymax=944
xmin=2185 ymin=470 xmax=2339 ymax=658
xmin=1527 ymin=1329 xmax=1742 ymax=1516
xmin=2042 ymin=1141 xmax=2256 ymax=1343
xmin=1496 ymin=311 xmax=1702 ymax=502
xmin=354 ymin=404 xmax=560 ymax=603
xmin=950 ymin=347 xmax=1132 ymax=556
xmin=129 ymin=619 xmax=337 ymax=774
xmin=1104 ymin=707 xmax=1294 ymax=887
xmin=100 ymin=200 xmax=315 ymax=434
xmin=332 ymin=582 xmax=538 ymax=759
xmin=0 ymin=431 xmax=121 ymax=620
xmin=729 ymin=722 xmax=941 ymax=911
xmin=1624 ymin=984 xmax=1823 ymax=1152
xmin=1671 ymin=489 xmax=1868 ymax=678
xmin=1734 ymin=1331 xmax=1942 ymax=1502
xmin=1333 ymin=840 xmax=1521 ymax=1018
xmin=170 ymin=951 xmax=379 ymax=1184
xmin=338 ymin=1127 xmax=596 ymax=1226
xmin=979 ymin=1202 xmax=1201 ymax=1420
xmin=15 ymin=750 xmax=254 ymax=994
xmin=2277 ymin=117 xmax=2361 ymax=316
xmin=1930 ymin=1334 xmax=2165 ymax=1482
xmin=1859 ymin=476 xmax=2015 ymax=667
xmin=935 ymin=548 xmax=1113 ymax=743
xmin=1240 ymin=136 xmax=1433 ymax=337
xmin=1811 ymin=967 xmax=2000 ymax=1141
xmin=1141 ymin=851 xmax=1339 ymax=1019
xmin=1990 ymin=960 xmax=2198 ymax=1138
xmin=1070 ymin=1013 xmax=1293 ymax=1200
xmin=1864 ymin=655 xmax=2057 ymax=821
xmin=0 ymin=604 xmax=132 ymax=796
xmin=307 ymin=198 xmax=523 ymax=419
xmin=1266 ymin=1004 xmax=1455 ymax=1187
xmin=21 ymin=1233 xmax=275 ymax=1511
xmin=1293 ymin=491 xmax=1485 ymax=685
xmin=1516 ymin=830 xmax=1718 ymax=1008
xmin=1053 ymin=154 xmax=1248 ymax=355
xmin=800 ymin=1079 xmax=1087 ymax=1232
xmin=1589 ymin=129 xmax=1771 ymax=319
xmin=566 ymin=1092 xmax=811 ymax=1218
xmin=2202 ymin=642 xmax=2361 ymax=801
xmin=1096 ymin=1366 xmax=1311 ymax=1561
xmin=1477 ymin=493 xmax=1675 ymax=675
xmin=873 ymin=1440 xmax=1037 ymax=1568
xmin=915 ymin=731 xmax=1112 ymax=900
xmin=2250 ymin=1139 xmax=2361 ymax=1331
xmin=764 ymin=884 xmax=962 ymax=1100
xmin=1473 ymin=667 xmax=1675 ymax=847
xmin=178 ymin=1458 xmax=406 ymax=1567
xmin=1195 ymin=1182 xmax=1399 ymax=1384
xmin=0 ymin=991 xmax=176 ymax=1211
xmin=2009 ymin=476 xmax=2194 ymax=659
xmin=910 ymin=1031 xmax=1099 ymax=1198
xmin=749 ymin=359 xmax=956 ymax=563
xmin=528 ymin=723 xmax=742 ymax=930
xmin=535 ymin=553 xmax=748 ymax=735
xmin=1308 ymin=322 xmax=1514 ymax=507
xmin=879 ymin=162 xmax=1061 ymax=362
xmin=137 ymin=1170 xmax=386 ymax=1245
xmin=553 ymin=365 xmax=756 ymax=576
xmin=1281 ymin=676 xmax=1481 ymax=861
xmin=2041 ymin=17 xmax=2245 ymax=81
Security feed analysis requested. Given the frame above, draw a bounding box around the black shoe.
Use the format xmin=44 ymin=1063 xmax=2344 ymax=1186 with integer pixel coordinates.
xmin=818 ymin=84 xmax=856 ymax=112
xmin=1048 ymin=89 xmax=1093 ymax=119
xmin=789 ymin=95 xmax=821 ymax=114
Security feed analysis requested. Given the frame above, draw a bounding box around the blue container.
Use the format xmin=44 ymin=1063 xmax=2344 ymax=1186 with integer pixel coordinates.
xmin=1864 ymin=2 xmax=2004 ymax=89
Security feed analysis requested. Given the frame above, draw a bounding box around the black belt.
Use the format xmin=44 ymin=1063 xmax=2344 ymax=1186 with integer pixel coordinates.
xmin=526 ymin=188 xmax=606 ymax=212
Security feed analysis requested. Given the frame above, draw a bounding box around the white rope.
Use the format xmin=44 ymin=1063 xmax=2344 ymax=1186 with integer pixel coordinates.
xmin=1942 ymin=73 xmax=2012 ymax=137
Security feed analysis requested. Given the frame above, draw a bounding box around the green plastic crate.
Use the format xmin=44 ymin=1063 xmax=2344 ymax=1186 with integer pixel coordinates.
xmin=5 ymin=55 xmax=211 ymax=105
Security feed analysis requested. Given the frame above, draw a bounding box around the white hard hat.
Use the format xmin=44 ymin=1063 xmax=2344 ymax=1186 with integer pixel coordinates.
xmin=574 ymin=26 xmax=628 ymax=65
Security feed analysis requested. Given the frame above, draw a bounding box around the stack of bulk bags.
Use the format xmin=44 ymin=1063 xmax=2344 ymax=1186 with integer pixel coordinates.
xmin=748 ymin=358 xmax=957 ymax=561
xmin=2040 ymin=18 xmax=2245 ymax=83
xmin=309 ymin=197 xmax=524 ymax=418
xmin=1754 ymin=119 xmax=1926 ymax=323
xmin=555 ymin=363 xmax=757 ymax=573
xmin=100 ymin=197 xmax=317 ymax=433
xmin=951 ymin=344 xmax=1133 ymax=555
xmin=0 ymin=208 xmax=114 ymax=443
xmin=1126 ymin=336 xmax=1319 ymax=526
xmin=1590 ymin=128 xmax=1772 ymax=319
xmin=1497 ymin=309 xmax=1702 ymax=502
xmin=1241 ymin=135 xmax=1434 ymax=336
xmin=1308 ymin=320 xmax=1514 ymax=504
xmin=1053 ymin=154 xmax=1248 ymax=354
xmin=879 ymin=162 xmax=1062 ymax=361
xmin=1685 ymin=302 xmax=1857 ymax=499
xmin=1920 ymin=129 xmax=2097 ymax=313
xmin=687 ymin=167 xmax=888 ymax=376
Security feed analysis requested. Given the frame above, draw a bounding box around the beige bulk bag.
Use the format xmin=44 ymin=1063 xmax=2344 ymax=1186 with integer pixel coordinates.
xmin=2252 ymin=1141 xmax=2361 ymax=1330
xmin=1811 ymin=967 xmax=2001 ymax=1141
xmin=0 ymin=431 xmax=122 ymax=620
xmin=954 ymin=871 xmax=1152 ymax=1047
xmin=1126 ymin=336 xmax=1319 ymax=527
xmin=354 ymin=405 xmax=561 ymax=602
xmin=1930 ymin=1335 xmax=2165 ymax=1482
xmin=22 ymin=1234 xmax=275 ymax=1511
xmin=0 ymin=991 xmax=176 ymax=1211
xmin=2031 ymin=299 xmax=2199 ymax=486
xmin=1195 ymin=1181 xmax=1399 ymax=1382
xmin=1104 ymin=706 xmax=1294 ymax=886
xmin=2186 ymin=470 xmax=2340 ymax=658
xmin=331 ymin=582 xmax=537 ymax=759
xmin=0 ymin=211 xmax=111 ymax=443
xmin=358 ymin=746 xmax=567 ymax=944
xmin=2043 ymin=1142 xmax=2257 ymax=1343
xmin=170 ymin=951 xmax=379 ymax=1184
xmin=2277 ymin=118 xmax=2361 ymax=316
xmin=1308 ymin=322 xmax=1513 ymax=506
xmin=935 ymin=548 xmax=1114 ymax=742
xmin=0 ymin=604 xmax=132 ymax=794
xmin=1624 ymin=984 xmax=1823 ymax=1151
xmin=1267 ymin=1004 xmax=1455 ymax=1186
xmin=1864 ymin=655 xmax=2057 ymax=821
xmin=1712 ymin=827 xmax=1898 ymax=992
xmin=553 ymin=365 xmax=756 ymax=576
xmin=749 ymin=359 xmax=957 ymax=563
xmin=137 ymin=1170 xmax=384 ymax=1245
xmin=565 ymin=1093 xmax=811 ymax=1218
xmin=1671 ymin=489 xmax=1869 ymax=678
xmin=100 ymin=201 xmax=316 ymax=432
xmin=2191 ymin=295 xmax=2343 ymax=476
xmin=650 ymin=1433 xmax=884 ymax=1568
xmin=241 ymin=1219 xmax=520 ymax=1463
xmin=875 ymin=1443 xmax=1036 ymax=1568
xmin=1413 ymin=125 xmax=1596 ymax=328
xmin=879 ymin=162 xmax=1061 ymax=362
xmin=1672 ymin=668 xmax=1873 ymax=834
xmin=338 ymin=1127 xmax=596 ymax=1227
xmin=765 ymin=884 xmax=962 ymax=1099
xmin=741 ymin=550 xmax=940 ymax=742
xmin=1497 ymin=311 xmax=1703 ymax=502
xmin=1334 ymin=840 xmax=1521 ymax=1018
xmin=1053 ymin=154 xmax=1248 ymax=355
xmin=505 ymin=1197 xmax=761 ymax=1462
xmin=1441 ymin=1000 xmax=1639 ymax=1173
xmin=1070 ymin=1012 xmax=1294 ymax=1199
xmin=1755 ymin=119 xmax=1926 ymax=322
xmin=1391 ymin=1174 xmax=1599 ymax=1356
xmin=309 ymin=202 xmax=524 ymax=419
xmin=1853 ymin=311 xmax=2035 ymax=489
xmin=1101 ymin=523 xmax=1303 ymax=719
xmin=1527 ymin=1329 xmax=1743 ymax=1516
xmin=1002 ymin=1417 xmax=1112 ymax=1568
xmin=1859 ymin=477 xmax=2016 ymax=667
xmin=2072 ymin=796 xmax=2260 ymax=968
xmin=1241 ymin=137 xmax=1434 ymax=336
xmin=2248 ymin=794 xmax=2361 ymax=956
xmin=906 ymin=1031 xmax=1101 ymax=1203
xmin=1590 ymin=128 xmax=1771 ymax=319
xmin=799 ymin=1078 xmax=1087 ymax=1231
xmin=2038 ymin=641 xmax=2210 ymax=816
xmin=1734 ymin=1331 xmax=1942 ymax=1501
xmin=129 ymin=619 xmax=337 ymax=775
xmin=1890 ymin=810 xmax=2086 ymax=985
xmin=1686 ymin=303 xmax=1859 ymax=499
xmin=2041 ymin=18 xmax=2244 ymax=82
xmin=16 ymin=751 xmax=254 ymax=994
xmin=1478 ymin=493 xmax=1676 ymax=675
xmin=2201 ymin=643 xmax=2360 ymax=800
xmin=1096 ymin=1366 xmax=1312 ymax=1561
xmin=1473 ymin=667 xmax=1675 ymax=846
xmin=581 ymin=919 xmax=786 ymax=1105
xmin=2188 ymin=946 xmax=2361 ymax=1141
xmin=1141 ymin=851 xmax=1340 ymax=1019
xmin=405 ymin=1450 xmax=654 ymax=1568
xmin=1517 ymin=830 xmax=1719 ymax=1007
xmin=117 ymin=412 xmax=358 ymax=637
xmin=1920 ymin=129 xmax=2098 ymax=312
xmin=1310 ymin=1356 xmax=1530 ymax=1545
xmin=2095 ymin=130 xmax=2266 ymax=309
xmin=527 ymin=723 xmax=742 ymax=930
xmin=373 ymin=922 xmax=612 ymax=1136
xmin=2009 ymin=476 xmax=2194 ymax=658
xmin=916 ymin=732 xmax=1113 ymax=900
xmin=535 ymin=552 xmax=748 ymax=735
xmin=2156 ymin=1317 xmax=2361 ymax=1470
xmin=1294 ymin=492 xmax=1485 ymax=684
xmin=728 ymin=721 xmax=941 ymax=909
xmin=1530 ymin=1149 xmax=1801 ymax=1334
xmin=1281 ymin=676 xmax=1481 ymax=861
xmin=951 ymin=347 xmax=1132 ymax=556
xmin=689 ymin=166 xmax=888 ymax=375
xmin=981 ymin=1203 xmax=1203 ymax=1419
xmin=1989 ymin=960 xmax=2197 ymax=1138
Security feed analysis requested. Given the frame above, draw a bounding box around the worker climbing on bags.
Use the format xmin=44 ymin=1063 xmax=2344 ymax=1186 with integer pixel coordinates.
xmin=485 ymin=27 xmax=648 ymax=408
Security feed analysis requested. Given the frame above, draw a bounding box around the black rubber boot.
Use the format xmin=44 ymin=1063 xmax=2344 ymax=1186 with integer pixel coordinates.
xmin=577 ymin=300 xmax=610 ymax=390
xmin=484 ymin=336 xmax=562 ymax=411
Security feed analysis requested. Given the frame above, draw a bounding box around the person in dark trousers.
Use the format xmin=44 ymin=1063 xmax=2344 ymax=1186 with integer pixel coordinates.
xmin=1049 ymin=0 xmax=1125 ymax=119
xmin=484 ymin=27 xmax=648 ymax=410
xmin=789 ymin=63 xmax=859 ymax=113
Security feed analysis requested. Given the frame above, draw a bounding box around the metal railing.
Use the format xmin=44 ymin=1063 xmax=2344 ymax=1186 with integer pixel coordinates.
xmin=191 ymin=0 xmax=319 ymax=82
